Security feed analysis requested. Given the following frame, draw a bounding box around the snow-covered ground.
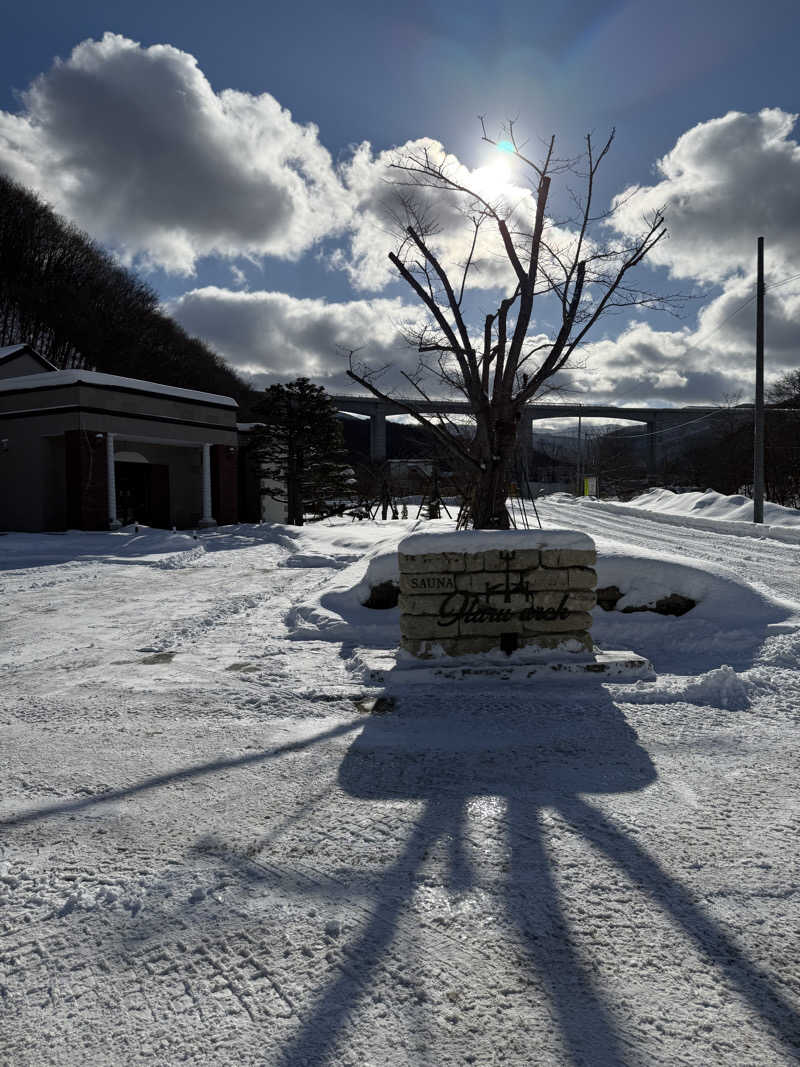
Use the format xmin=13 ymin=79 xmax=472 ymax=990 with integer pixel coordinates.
xmin=2 ymin=500 xmax=800 ymax=1066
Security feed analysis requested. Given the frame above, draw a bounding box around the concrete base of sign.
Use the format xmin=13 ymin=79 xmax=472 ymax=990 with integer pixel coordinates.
xmin=357 ymin=648 xmax=654 ymax=687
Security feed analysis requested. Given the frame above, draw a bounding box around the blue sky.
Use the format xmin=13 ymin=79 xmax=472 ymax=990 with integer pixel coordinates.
xmin=2 ymin=0 xmax=800 ymax=407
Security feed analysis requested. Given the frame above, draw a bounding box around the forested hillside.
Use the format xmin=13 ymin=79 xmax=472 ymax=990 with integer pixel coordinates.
xmin=0 ymin=174 xmax=248 ymax=402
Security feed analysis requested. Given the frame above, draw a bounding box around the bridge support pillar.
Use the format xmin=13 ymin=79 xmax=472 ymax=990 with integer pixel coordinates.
xmin=646 ymin=419 xmax=658 ymax=484
xmin=370 ymin=411 xmax=387 ymax=463
xmin=518 ymin=413 xmax=535 ymax=477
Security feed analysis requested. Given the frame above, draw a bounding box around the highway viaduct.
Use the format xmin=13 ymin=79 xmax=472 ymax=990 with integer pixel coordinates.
xmin=330 ymin=394 xmax=753 ymax=480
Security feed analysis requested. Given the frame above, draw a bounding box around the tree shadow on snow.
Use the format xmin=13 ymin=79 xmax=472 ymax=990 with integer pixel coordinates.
xmin=275 ymin=686 xmax=800 ymax=1067
xmin=0 ymin=720 xmax=361 ymax=829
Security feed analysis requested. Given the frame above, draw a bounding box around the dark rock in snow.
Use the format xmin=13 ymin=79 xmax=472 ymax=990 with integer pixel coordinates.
xmin=363 ymin=580 xmax=399 ymax=609
xmin=596 ymin=585 xmax=623 ymax=611
xmin=597 ymin=585 xmax=696 ymax=616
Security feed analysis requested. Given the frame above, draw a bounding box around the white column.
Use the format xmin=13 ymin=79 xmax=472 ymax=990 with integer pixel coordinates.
xmin=198 ymin=443 xmax=217 ymax=527
xmin=106 ymin=433 xmax=121 ymax=530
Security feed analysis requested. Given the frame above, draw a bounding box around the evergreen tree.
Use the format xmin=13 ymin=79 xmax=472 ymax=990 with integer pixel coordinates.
xmin=249 ymin=379 xmax=354 ymax=525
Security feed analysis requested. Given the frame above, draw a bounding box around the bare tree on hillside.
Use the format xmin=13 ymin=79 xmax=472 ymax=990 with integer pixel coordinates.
xmin=767 ymin=368 xmax=800 ymax=408
xmin=347 ymin=122 xmax=680 ymax=528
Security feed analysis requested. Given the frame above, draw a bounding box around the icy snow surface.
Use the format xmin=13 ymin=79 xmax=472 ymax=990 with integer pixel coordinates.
xmin=2 ymin=505 xmax=800 ymax=1066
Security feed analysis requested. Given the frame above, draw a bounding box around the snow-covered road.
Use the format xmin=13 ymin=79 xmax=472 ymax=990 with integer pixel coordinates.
xmin=1 ymin=510 xmax=799 ymax=1066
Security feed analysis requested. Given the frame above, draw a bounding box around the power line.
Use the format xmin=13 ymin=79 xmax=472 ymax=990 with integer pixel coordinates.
xmin=615 ymin=410 xmax=723 ymax=438
xmin=579 ymin=265 xmax=800 ymax=408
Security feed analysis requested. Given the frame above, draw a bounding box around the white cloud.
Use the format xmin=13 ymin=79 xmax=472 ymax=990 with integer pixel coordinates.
xmin=609 ymin=109 xmax=800 ymax=285
xmin=0 ymin=33 xmax=351 ymax=273
xmin=167 ymin=286 xmax=429 ymax=392
xmin=331 ymin=138 xmax=532 ymax=292
xmin=564 ymin=266 xmax=800 ymax=407
xmin=3 ymin=41 xmax=797 ymax=413
xmin=570 ymin=108 xmax=800 ymax=407
xmin=333 ymin=137 xmax=591 ymax=298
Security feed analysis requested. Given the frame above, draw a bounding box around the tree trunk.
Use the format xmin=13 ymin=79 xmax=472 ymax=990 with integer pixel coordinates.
xmin=469 ymin=409 xmax=518 ymax=529
xmin=286 ymin=446 xmax=303 ymax=525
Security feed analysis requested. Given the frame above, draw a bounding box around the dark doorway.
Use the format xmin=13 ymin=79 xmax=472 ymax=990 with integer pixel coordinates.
xmin=116 ymin=462 xmax=171 ymax=528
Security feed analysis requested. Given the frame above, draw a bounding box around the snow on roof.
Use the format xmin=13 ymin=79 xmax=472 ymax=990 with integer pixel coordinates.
xmin=399 ymin=528 xmax=595 ymax=554
xmin=0 ymin=344 xmax=29 ymax=361
xmin=0 ymin=368 xmax=237 ymax=407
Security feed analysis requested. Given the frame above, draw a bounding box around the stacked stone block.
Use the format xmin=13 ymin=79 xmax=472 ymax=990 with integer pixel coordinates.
xmin=398 ymin=538 xmax=597 ymax=658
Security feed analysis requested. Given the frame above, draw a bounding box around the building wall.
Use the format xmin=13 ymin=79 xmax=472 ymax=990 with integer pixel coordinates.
xmin=0 ymin=412 xmax=78 ymax=531
xmin=44 ymin=436 xmax=67 ymax=530
xmin=74 ymin=382 xmax=237 ymax=437
xmin=0 ymin=352 xmax=53 ymax=380
xmin=236 ymin=442 xmax=263 ymax=523
xmin=0 ymin=381 xmax=238 ymax=446
xmin=0 ymin=378 xmax=238 ymax=531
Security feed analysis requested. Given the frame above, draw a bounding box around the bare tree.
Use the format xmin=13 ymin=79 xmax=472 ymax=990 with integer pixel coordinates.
xmin=346 ymin=122 xmax=678 ymax=528
xmin=767 ymin=368 xmax=800 ymax=408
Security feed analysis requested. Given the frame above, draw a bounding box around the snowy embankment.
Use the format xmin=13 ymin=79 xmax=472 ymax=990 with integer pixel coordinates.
xmin=287 ymin=521 xmax=799 ymax=683
xmin=564 ymin=486 xmax=800 ymax=543
xmin=2 ymin=517 xmax=800 ymax=1065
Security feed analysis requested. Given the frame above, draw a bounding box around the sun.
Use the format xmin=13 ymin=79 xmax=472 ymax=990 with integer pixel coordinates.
xmin=475 ymin=155 xmax=513 ymax=199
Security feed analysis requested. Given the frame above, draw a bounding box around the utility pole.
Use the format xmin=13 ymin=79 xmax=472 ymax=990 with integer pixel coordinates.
xmin=576 ymin=406 xmax=583 ymax=496
xmin=754 ymin=236 xmax=765 ymax=524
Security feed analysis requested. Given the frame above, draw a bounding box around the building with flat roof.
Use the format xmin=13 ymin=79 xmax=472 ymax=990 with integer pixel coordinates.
xmin=0 ymin=345 xmax=241 ymax=531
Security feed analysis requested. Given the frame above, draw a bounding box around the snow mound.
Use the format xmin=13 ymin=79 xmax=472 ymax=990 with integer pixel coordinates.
xmin=593 ymin=541 xmax=800 ymax=672
xmin=279 ymin=553 xmax=358 ymax=569
xmin=286 ymin=529 xmax=800 ymax=678
xmin=542 ymin=492 xmax=579 ymax=505
xmin=595 ymin=544 xmax=795 ymax=623
xmin=154 ymin=545 xmax=206 ymax=569
xmin=286 ymin=547 xmax=403 ymax=644
xmin=0 ymin=522 xmax=305 ymax=572
xmin=614 ymin=665 xmax=751 ymax=711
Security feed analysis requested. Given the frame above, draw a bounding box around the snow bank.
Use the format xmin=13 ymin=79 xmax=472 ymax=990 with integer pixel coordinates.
xmin=630 ymin=487 xmax=800 ymax=527
xmin=0 ymin=523 xmax=301 ymax=571
xmin=577 ymin=488 xmax=800 ymax=543
xmin=286 ymin=548 xmax=403 ymax=645
xmin=399 ymin=528 xmax=593 ymax=554
xmin=286 ymin=520 xmax=800 ymax=680
xmin=593 ymin=545 xmax=783 ymax=618
xmin=591 ymin=540 xmax=800 ymax=673
xmin=613 ymin=665 xmax=751 ymax=711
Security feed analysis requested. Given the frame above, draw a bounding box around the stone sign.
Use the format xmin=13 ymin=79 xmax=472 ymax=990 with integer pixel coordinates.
xmin=397 ymin=530 xmax=597 ymax=658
